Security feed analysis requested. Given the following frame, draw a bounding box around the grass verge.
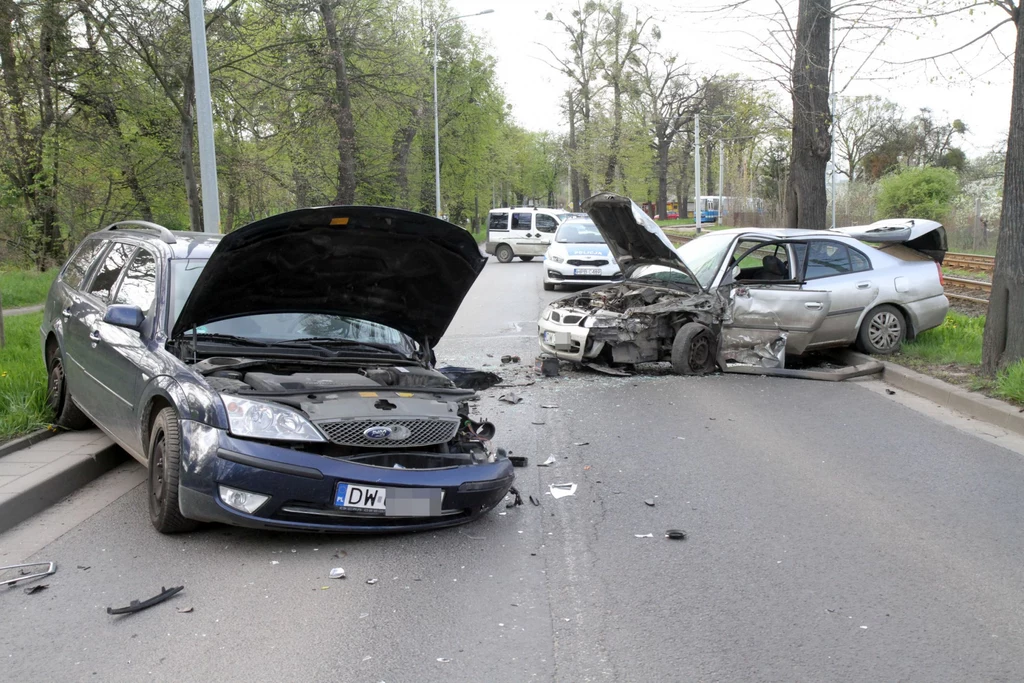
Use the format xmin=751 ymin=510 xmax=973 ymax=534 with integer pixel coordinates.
xmin=895 ymin=312 xmax=1024 ymax=405
xmin=0 ymin=268 xmax=58 ymax=308
xmin=0 ymin=312 xmax=53 ymax=442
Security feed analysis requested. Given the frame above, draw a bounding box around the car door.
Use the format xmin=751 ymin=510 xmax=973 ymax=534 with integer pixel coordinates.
xmin=60 ymin=239 xmax=112 ymax=407
xmin=71 ymin=242 xmax=137 ymax=427
xmin=796 ymin=240 xmax=879 ymax=348
xmin=718 ymin=239 xmax=831 ymax=361
xmin=509 ymin=211 xmax=542 ymax=255
xmin=535 ymin=212 xmax=559 ymax=252
xmin=93 ymin=246 xmax=160 ymax=452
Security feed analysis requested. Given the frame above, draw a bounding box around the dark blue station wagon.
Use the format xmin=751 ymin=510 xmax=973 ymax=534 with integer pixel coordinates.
xmin=41 ymin=206 xmax=514 ymax=533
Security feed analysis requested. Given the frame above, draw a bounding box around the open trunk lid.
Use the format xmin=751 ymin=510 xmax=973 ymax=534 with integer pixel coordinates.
xmin=832 ymin=219 xmax=947 ymax=262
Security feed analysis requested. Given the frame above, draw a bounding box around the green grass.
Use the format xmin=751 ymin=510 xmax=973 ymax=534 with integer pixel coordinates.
xmin=0 ymin=268 xmax=58 ymax=308
xmin=898 ymin=312 xmax=1024 ymax=404
xmin=942 ymin=267 xmax=990 ymax=281
xmin=900 ymin=312 xmax=985 ymax=365
xmin=0 ymin=312 xmax=53 ymax=441
xmin=656 ymin=218 xmax=696 ymax=227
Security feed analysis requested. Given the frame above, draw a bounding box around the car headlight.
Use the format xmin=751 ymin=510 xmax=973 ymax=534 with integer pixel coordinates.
xmin=549 ymin=254 xmax=564 ymax=263
xmin=221 ymin=394 xmax=325 ymax=442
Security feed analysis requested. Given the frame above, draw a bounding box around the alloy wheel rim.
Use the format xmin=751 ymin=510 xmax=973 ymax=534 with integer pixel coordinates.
xmin=868 ymin=312 xmax=901 ymax=350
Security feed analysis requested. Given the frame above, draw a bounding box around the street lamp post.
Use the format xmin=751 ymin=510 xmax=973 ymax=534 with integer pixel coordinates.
xmin=433 ymin=9 xmax=493 ymax=219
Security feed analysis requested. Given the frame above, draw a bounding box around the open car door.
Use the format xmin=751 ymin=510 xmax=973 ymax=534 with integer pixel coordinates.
xmin=716 ymin=239 xmax=832 ymax=368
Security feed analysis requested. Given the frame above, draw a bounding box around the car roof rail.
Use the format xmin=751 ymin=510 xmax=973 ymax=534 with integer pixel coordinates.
xmin=102 ymin=220 xmax=178 ymax=244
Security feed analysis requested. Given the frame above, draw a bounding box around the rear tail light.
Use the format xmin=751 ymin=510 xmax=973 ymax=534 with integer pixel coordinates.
xmin=936 ymin=261 xmax=944 ymax=287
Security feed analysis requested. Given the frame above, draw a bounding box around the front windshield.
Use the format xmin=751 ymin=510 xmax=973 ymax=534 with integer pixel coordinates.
xmin=169 ymin=259 xmax=416 ymax=355
xmin=556 ymin=221 xmax=605 ymax=244
xmin=677 ymin=233 xmax=736 ymax=289
xmin=630 ymin=264 xmax=698 ymax=287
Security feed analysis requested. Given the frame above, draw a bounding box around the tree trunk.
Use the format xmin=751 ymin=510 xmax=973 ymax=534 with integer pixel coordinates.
xmin=391 ymin=108 xmax=419 ymax=209
xmin=567 ymin=92 xmax=581 ymax=209
xmin=319 ymin=0 xmax=356 ymax=205
xmin=604 ymin=81 xmax=622 ymax=188
xmin=982 ymin=15 xmax=1024 ymax=374
xmin=0 ymin=290 xmax=5 ymax=349
xmin=180 ymin=76 xmax=202 ymax=232
xmin=787 ymin=0 xmax=831 ymax=229
xmin=655 ymin=137 xmax=670 ymax=219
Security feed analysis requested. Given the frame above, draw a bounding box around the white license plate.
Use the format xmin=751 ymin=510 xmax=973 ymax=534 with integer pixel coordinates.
xmin=574 ymin=268 xmax=602 ymax=276
xmin=334 ymin=482 xmax=386 ymax=511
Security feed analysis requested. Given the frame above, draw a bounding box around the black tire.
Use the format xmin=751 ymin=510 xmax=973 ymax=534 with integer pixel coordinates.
xmin=495 ymin=244 xmax=514 ymax=263
xmin=856 ymin=304 xmax=906 ymax=355
xmin=543 ymin=282 xmax=555 ymax=291
xmin=671 ymin=322 xmax=716 ymax=375
xmin=148 ymin=407 xmax=198 ymax=534
xmin=45 ymin=348 xmax=91 ymax=430
xmin=519 ymin=255 xmax=535 ymax=262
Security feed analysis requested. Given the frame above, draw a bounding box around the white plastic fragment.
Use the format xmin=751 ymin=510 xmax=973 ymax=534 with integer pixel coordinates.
xmin=549 ymin=483 xmax=577 ymax=499
xmin=634 ymin=533 xmax=654 ymax=538
xmin=329 ymin=568 xmax=346 ymax=579
xmin=437 ymin=657 xmax=452 ymax=663
xmin=539 ymin=455 xmax=557 ymax=467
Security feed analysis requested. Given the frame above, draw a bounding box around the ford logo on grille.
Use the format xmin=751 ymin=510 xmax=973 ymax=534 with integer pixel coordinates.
xmin=363 ymin=426 xmax=393 ymax=440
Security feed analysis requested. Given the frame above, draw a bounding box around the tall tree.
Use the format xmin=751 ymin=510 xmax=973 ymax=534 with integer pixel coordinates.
xmin=787 ymin=0 xmax=831 ymax=229
xmin=598 ymin=2 xmax=649 ymax=188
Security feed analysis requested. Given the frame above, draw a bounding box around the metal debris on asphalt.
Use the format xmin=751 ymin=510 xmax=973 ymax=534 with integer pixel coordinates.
xmin=329 ymin=568 xmax=346 ymax=579
xmin=506 ymin=486 xmax=524 ymax=508
xmin=634 ymin=533 xmax=654 ymax=538
xmin=106 ymin=586 xmax=184 ymax=615
xmin=532 ymin=421 xmax=546 ymax=425
xmin=24 ymin=584 xmax=48 ymax=595
xmin=529 ymin=495 xmax=541 ymax=506
xmin=665 ymin=529 xmax=687 ymax=540
xmin=509 ymin=455 xmax=529 ymax=467
xmin=644 ymin=499 xmax=655 ymax=507
xmin=437 ymin=658 xmax=452 ymax=663
xmin=573 ymin=442 xmax=589 ymax=446
xmin=0 ymin=561 xmax=57 ymax=587
xmin=499 ymin=393 xmax=523 ymax=404
xmin=366 ymin=578 xmax=378 ymax=585
xmin=176 ymin=606 xmax=194 ymax=613
xmin=538 ymin=455 xmax=557 ymax=467
xmin=541 ymin=404 xmax=559 ymax=409
xmin=549 ymin=483 xmax=577 ymax=499
xmin=77 ymin=565 xmax=91 ymax=571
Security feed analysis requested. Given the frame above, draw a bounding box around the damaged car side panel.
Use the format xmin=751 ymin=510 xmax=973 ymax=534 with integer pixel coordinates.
xmin=719 ymin=286 xmax=832 ymax=368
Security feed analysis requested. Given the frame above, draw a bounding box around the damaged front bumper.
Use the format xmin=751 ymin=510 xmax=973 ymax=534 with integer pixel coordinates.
xmin=176 ymin=421 xmax=515 ymax=533
xmin=537 ymin=312 xmax=601 ymax=362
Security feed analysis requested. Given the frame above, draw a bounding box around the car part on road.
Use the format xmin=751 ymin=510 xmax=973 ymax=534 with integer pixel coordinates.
xmin=106 ymin=585 xmax=184 ymax=615
xmin=176 ymin=606 xmax=194 ymax=613
xmin=722 ymin=349 xmax=884 ymax=381
xmin=0 ymin=561 xmax=57 ymax=587
xmin=535 ymin=355 xmax=560 ymax=377
xmin=529 ymin=495 xmax=540 ymax=506
xmin=24 ymin=584 xmax=49 ymax=594
xmin=634 ymin=533 xmax=654 ymax=538
xmin=580 ymin=362 xmax=631 ymax=376
xmin=549 ymin=483 xmax=577 ymax=499
xmin=665 ymin=529 xmax=687 ymax=540
xmin=366 ymin=578 xmax=378 ymax=585
xmin=329 ymin=567 xmax=346 ymax=579
xmin=538 ymin=455 xmax=557 ymax=467
xmin=499 ymin=393 xmax=523 ymax=404
xmin=436 ymin=366 xmax=503 ymax=390
xmin=644 ymin=499 xmax=655 ymax=507
xmin=505 ymin=485 xmax=524 ymax=508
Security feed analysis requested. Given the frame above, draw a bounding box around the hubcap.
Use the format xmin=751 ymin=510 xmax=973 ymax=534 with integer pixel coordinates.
xmin=868 ymin=312 xmax=902 ymax=350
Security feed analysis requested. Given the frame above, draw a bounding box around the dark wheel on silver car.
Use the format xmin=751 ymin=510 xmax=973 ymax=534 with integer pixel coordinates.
xmin=148 ymin=407 xmax=198 ymax=534
xmin=45 ymin=348 xmax=91 ymax=430
xmin=519 ymin=255 xmax=535 ymax=262
xmin=671 ymin=322 xmax=716 ymax=375
xmin=857 ymin=304 xmax=906 ymax=355
xmin=495 ymin=244 xmax=514 ymax=263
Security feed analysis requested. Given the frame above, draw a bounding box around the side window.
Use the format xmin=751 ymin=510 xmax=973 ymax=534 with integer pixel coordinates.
xmin=488 ymin=212 xmax=508 ymax=231
xmin=61 ymin=240 xmax=107 ymax=290
xmin=536 ymin=214 xmax=558 ymax=233
xmin=732 ymin=239 xmax=793 ymax=281
xmin=88 ymin=243 xmax=136 ymax=302
xmin=511 ymin=212 xmax=532 ymax=231
xmin=805 ymin=241 xmax=852 ymax=280
xmin=113 ymin=249 xmax=157 ymax=312
xmin=850 ymin=248 xmax=871 ymax=273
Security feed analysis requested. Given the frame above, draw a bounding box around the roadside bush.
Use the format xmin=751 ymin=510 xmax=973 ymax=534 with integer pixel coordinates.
xmin=996 ymin=361 xmax=1024 ymax=404
xmin=875 ymin=166 xmax=960 ymax=221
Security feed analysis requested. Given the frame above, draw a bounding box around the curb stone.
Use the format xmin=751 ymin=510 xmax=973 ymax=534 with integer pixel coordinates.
xmin=844 ymin=351 xmax=1024 ymax=438
xmin=0 ymin=427 xmax=58 ymax=459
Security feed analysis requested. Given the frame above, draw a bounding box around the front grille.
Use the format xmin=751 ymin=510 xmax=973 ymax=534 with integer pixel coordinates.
xmin=562 ymin=315 xmax=582 ymax=325
xmin=316 ymin=418 xmax=459 ymax=448
xmin=567 ymin=259 xmax=609 ymax=267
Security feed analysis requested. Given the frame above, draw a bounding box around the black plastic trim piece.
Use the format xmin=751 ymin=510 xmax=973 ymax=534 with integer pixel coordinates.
xmin=217 ymin=448 xmax=325 ymax=480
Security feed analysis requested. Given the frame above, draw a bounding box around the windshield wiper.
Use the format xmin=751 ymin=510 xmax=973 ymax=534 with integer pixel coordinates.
xmin=190 ymin=333 xmax=270 ymax=347
xmin=274 ymin=337 xmax=404 ymax=355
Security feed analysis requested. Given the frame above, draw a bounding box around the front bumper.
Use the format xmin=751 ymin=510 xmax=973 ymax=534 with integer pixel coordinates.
xmin=543 ymin=259 xmax=622 ymax=286
xmin=537 ymin=314 xmax=600 ymax=362
xmin=176 ymin=421 xmax=515 ymax=533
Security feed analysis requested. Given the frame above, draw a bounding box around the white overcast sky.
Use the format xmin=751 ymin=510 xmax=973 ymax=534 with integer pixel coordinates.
xmin=448 ymin=0 xmax=1015 ymax=156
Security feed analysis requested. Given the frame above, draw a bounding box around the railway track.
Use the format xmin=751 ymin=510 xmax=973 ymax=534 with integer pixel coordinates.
xmin=945 ymin=252 xmax=995 ymax=272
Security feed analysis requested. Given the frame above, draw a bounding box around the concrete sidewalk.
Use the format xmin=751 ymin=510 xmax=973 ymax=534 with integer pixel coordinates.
xmin=0 ymin=429 xmax=126 ymax=534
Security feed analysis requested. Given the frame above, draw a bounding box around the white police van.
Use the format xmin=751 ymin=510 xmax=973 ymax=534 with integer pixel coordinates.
xmin=484 ymin=207 xmax=569 ymax=263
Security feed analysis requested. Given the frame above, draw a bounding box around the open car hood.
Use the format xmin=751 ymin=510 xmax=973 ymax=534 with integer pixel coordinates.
xmin=171 ymin=206 xmax=487 ymax=345
xmin=832 ymin=219 xmax=947 ymax=262
xmin=582 ymin=193 xmax=704 ymax=290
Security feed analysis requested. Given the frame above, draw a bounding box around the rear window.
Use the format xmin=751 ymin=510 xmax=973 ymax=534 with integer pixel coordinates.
xmin=61 ymin=239 xmax=107 ymax=290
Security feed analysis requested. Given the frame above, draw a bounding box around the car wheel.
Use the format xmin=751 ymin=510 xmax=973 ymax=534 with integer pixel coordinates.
xmin=148 ymin=407 xmax=198 ymax=534
xmin=671 ymin=322 xmax=716 ymax=375
xmin=45 ymin=349 xmax=91 ymax=430
xmin=543 ymin=282 xmax=555 ymax=291
xmin=519 ymin=255 xmax=535 ymax=262
xmin=857 ymin=305 xmax=906 ymax=355
xmin=495 ymin=244 xmax=514 ymax=263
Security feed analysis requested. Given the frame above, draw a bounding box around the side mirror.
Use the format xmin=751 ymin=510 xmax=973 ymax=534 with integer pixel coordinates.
xmin=103 ymin=304 xmax=145 ymax=332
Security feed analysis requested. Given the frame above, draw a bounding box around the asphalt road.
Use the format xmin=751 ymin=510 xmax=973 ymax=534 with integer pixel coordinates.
xmin=4 ymin=257 xmax=1024 ymax=682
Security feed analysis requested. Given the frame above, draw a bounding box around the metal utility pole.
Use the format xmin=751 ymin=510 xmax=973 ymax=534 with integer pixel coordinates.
xmin=433 ymin=9 xmax=493 ymax=219
xmin=829 ymin=20 xmax=836 ymax=231
xmin=694 ymin=114 xmax=701 ymax=234
xmin=188 ymin=0 xmax=220 ymax=233
xmin=718 ymin=139 xmax=724 ymax=227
